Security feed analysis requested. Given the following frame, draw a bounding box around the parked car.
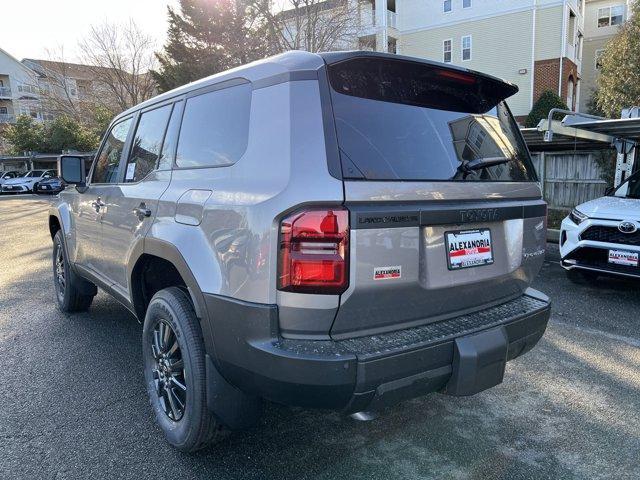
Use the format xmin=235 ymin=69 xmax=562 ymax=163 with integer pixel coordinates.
xmin=49 ymin=51 xmax=550 ymax=452
xmin=0 ymin=171 xmax=22 ymax=188
xmin=35 ymin=176 xmax=66 ymax=194
xmin=1 ymin=169 xmax=56 ymax=193
xmin=560 ymin=170 xmax=640 ymax=281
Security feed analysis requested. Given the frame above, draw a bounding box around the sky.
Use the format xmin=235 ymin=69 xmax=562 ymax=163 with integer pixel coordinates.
xmin=0 ymin=0 xmax=179 ymax=62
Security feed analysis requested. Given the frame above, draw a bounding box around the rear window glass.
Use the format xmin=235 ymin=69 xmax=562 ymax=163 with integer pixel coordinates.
xmin=327 ymin=58 xmax=537 ymax=182
xmin=175 ymin=83 xmax=251 ymax=169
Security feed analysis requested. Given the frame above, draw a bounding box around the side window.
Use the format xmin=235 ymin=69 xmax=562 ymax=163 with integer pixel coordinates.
xmin=157 ymin=101 xmax=183 ymax=170
xmin=175 ymin=82 xmax=251 ymax=169
xmin=92 ymin=118 xmax=133 ymax=184
xmin=125 ymin=104 xmax=172 ymax=182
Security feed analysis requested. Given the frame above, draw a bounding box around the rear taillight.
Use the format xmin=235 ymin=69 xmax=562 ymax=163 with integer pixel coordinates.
xmin=278 ymin=207 xmax=349 ymax=294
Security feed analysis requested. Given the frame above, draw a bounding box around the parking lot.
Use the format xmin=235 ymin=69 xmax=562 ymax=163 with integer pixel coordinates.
xmin=1 ymin=195 xmax=638 ymax=480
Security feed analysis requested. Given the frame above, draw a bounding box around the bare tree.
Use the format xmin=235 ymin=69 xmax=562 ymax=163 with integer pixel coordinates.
xmin=253 ymin=0 xmax=361 ymax=53
xmin=78 ymin=19 xmax=158 ymax=112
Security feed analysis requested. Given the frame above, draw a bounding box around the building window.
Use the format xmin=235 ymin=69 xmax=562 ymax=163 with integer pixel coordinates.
xmin=598 ymin=5 xmax=624 ymax=27
xmin=0 ymin=107 xmax=7 ymax=114
xmin=443 ymin=39 xmax=452 ymax=63
xmin=443 ymin=0 xmax=452 ymax=13
xmin=463 ymin=0 xmax=471 ymax=8
xmin=595 ymin=49 xmax=605 ymax=69
xmin=462 ymin=35 xmax=472 ymax=61
xmin=17 ymin=83 xmax=38 ymax=95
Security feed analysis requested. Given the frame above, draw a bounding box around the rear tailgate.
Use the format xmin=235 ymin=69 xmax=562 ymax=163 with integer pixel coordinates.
xmin=321 ymin=53 xmax=546 ymax=339
xmin=333 ymin=182 xmax=546 ymax=338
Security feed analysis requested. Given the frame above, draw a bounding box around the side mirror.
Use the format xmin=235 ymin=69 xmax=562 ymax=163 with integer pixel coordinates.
xmin=604 ymin=186 xmax=615 ymax=196
xmin=58 ymin=155 xmax=87 ymax=191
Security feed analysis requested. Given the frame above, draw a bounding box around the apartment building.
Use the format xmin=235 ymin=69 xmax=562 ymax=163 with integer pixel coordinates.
xmin=351 ymin=0 xmax=631 ymax=121
xmin=579 ymin=0 xmax=630 ymax=112
xmin=0 ymin=47 xmax=43 ymax=125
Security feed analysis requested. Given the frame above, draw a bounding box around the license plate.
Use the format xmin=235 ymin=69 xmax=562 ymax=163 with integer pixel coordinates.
xmin=445 ymin=229 xmax=494 ymax=270
xmin=608 ymin=249 xmax=639 ymax=267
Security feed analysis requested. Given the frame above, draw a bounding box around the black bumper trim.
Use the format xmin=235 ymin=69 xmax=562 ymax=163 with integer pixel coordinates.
xmin=205 ymin=289 xmax=550 ymax=412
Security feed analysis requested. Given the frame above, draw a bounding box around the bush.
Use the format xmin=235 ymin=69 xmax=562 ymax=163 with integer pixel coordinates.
xmin=525 ymin=90 xmax=569 ymax=128
xmin=2 ymin=114 xmax=99 ymax=154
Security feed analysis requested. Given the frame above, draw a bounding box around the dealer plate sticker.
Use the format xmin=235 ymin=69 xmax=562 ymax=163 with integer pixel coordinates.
xmin=445 ymin=229 xmax=494 ymax=270
xmin=374 ymin=266 xmax=401 ymax=280
xmin=608 ymin=249 xmax=639 ymax=267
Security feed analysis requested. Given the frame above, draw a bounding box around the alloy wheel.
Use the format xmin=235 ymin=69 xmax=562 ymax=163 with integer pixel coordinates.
xmin=55 ymin=244 xmax=66 ymax=296
xmin=151 ymin=321 xmax=187 ymax=421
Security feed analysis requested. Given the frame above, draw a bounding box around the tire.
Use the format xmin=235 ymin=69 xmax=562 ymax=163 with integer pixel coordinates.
xmin=32 ymin=182 xmax=39 ymax=193
xmin=142 ymin=287 xmax=225 ymax=451
xmin=53 ymin=230 xmax=96 ymax=312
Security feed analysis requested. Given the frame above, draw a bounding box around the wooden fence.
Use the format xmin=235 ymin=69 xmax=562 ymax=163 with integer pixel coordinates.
xmin=530 ymin=151 xmax=608 ymax=210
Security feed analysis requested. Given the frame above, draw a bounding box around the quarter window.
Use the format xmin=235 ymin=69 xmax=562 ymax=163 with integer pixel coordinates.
xmin=462 ymin=35 xmax=472 ymax=61
xmin=125 ymin=104 xmax=172 ymax=182
xmin=92 ymin=118 xmax=133 ymax=184
xmin=443 ymin=0 xmax=452 ymax=13
xmin=175 ymin=82 xmax=251 ymax=169
xmin=443 ymin=39 xmax=452 ymax=63
xmin=598 ymin=5 xmax=624 ymax=27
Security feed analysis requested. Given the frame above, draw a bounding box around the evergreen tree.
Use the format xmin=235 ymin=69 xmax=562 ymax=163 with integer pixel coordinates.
xmin=525 ymin=91 xmax=569 ymax=128
xmin=596 ymin=0 xmax=640 ymax=117
xmin=3 ymin=116 xmax=45 ymax=154
xmin=3 ymin=115 xmax=99 ymax=155
xmin=151 ymin=0 xmax=272 ymax=92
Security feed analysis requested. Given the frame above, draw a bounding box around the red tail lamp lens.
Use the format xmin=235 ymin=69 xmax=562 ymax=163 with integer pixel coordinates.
xmin=278 ymin=208 xmax=349 ymax=294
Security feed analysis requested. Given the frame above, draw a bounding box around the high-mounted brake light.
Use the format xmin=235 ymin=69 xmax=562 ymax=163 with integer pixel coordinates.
xmin=278 ymin=207 xmax=349 ymax=294
xmin=436 ymin=69 xmax=477 ymax=85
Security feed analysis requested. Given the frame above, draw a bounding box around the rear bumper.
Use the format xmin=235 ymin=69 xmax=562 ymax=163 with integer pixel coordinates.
xmin=205 ymin=288 xmax=550 ymax=412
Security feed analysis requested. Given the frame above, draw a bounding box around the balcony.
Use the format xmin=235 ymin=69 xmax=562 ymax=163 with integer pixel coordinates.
xmin=387 ymin=10 xmax=397 ymax=29
xmin=0 ymin=87 xmax=11 ymax=99
xmin=0 ymin=114 xmax=16 ymax=123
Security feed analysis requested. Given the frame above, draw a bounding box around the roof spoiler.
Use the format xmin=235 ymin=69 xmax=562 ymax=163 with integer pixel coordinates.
xmin=320 ymin=51 xmax=518 ymax=114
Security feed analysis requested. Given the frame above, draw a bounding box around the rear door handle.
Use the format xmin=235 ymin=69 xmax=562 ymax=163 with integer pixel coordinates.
xmin=133 ymin=202 xmax=152 ymax=220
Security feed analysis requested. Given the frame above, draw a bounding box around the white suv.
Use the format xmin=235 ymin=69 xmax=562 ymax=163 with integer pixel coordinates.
xmin=560 ymin=171 xmax=640 ymax=281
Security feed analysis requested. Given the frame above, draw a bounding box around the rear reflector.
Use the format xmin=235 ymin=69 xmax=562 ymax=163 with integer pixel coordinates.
xmin=278 ymin=207 xmax=349 ymax=294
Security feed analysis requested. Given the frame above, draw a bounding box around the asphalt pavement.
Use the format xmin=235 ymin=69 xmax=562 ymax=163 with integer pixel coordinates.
xmin=1 ymin=195 xmax=638 ymax=480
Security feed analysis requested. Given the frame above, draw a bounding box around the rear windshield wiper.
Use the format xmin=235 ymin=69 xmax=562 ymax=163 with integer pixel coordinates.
xmin=460 ymin=156 xmax=510 ymax=172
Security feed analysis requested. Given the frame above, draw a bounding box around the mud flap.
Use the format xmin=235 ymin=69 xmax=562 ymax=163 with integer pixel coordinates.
xmin=444 ymin=326 xmax=508 ymax=396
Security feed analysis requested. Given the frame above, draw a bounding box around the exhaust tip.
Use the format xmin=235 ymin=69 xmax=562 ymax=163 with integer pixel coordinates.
xmin=350 ymin=411 xmax=377 ymax=421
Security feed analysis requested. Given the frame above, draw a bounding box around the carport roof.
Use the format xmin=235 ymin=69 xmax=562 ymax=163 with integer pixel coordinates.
xmin=522 ymin=116 xmax=640 ymax=152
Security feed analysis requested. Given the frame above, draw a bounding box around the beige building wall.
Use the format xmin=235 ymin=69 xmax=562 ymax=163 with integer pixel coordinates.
xmin=579 ymin=0 xmax=628 ymax=112
xmin=399 ymin=9 xmax=535 ymax=117
xmin=535 ymin=5 xmax=565 ymax=61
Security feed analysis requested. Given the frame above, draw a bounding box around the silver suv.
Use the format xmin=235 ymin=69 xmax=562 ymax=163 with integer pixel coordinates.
xmin=50 ymin=51 xmax=550 ymax=451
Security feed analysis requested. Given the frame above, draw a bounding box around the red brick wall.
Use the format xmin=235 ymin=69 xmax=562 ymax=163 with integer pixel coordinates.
xmin=533 ymin=57 xmax=580 ymax=109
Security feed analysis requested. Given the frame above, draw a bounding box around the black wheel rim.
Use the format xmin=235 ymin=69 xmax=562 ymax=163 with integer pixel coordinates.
xmin=151 ymin=321 xmax=187 ymax=421
xmin=55 ymin=242 xmax=66 ymax=297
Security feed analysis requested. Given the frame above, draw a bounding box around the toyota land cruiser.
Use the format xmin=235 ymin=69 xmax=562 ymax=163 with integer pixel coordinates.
xmin=50 ymin=51 xmax=550 ymax=451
